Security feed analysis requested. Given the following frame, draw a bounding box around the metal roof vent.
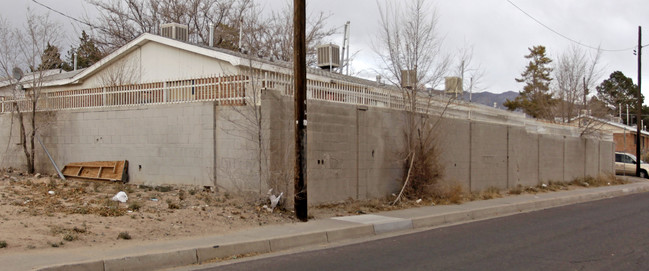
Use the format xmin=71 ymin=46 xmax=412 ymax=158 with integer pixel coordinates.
xmin=160 ymin=23 xmax=189 ymax=42
xmin=317 ymin=44 xmax=340 ymax=71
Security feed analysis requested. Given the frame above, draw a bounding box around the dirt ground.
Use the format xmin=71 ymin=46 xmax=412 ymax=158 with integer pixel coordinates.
xmin=0 ymin=167 xmax=409 ymax=253
xmin=0 ymin=167 xmax=626 ymax=253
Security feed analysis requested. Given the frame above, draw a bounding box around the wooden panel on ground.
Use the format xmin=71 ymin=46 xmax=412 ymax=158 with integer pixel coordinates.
xmin=62 ymin=160 xmax=129 ymax=182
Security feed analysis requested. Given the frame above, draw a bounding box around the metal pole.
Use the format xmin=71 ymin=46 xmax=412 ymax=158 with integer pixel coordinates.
xmin=36 ymin=134 xmax=66 ymax=181
xmin=293 ymin=0 xmax=308 ymax=221
xmin=636 ymin=26 xmax=642 ymax=176
xmin=469 ymin=77 xmax=473 ymax=102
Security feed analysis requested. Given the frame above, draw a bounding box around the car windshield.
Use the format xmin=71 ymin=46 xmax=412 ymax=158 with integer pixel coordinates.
xmin=624 ymin=153 xmax=647 ymax=164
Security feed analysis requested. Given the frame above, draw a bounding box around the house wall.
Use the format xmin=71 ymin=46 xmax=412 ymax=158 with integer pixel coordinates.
xmin=613 ymin=132 xmax=649 ymax=157
xmin=40 ymin=41 xmax=240 ymax=93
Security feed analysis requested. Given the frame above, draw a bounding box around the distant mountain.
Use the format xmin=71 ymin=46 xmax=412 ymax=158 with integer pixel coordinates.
xmin=428 ymin=89 xmax=519 ymax=109
xmin=461 ymin=91 xmax=519 ymax=109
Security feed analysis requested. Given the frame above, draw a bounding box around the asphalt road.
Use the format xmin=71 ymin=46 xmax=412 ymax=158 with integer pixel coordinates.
xmin=198 ymin=192 xmax=649 ymax=271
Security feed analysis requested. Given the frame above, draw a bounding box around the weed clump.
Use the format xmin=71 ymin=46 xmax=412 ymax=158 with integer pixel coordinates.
xmin=63 ymin=234 xmax=77 ymax=242
xmin=429 ymin=180 xmax=464 ymax=204
xmin=508 ymin=185 xmax=523 ymax=195
xmin=155 ymin=186 xmax=173 ymax=193
xmin=0 ymin=240 xmax=7 ymax=248
xmin=98 ymin=200 xmax=126 ymax=217
xmin=128 ymin=201 xmax=142 ymax=211
xmin=479 ymin=187 xmax=502 ymax=200
xmin=117 ymin=232 xmax=131 ymax=240
xmin=166 ymin=199 xmax=180 ymax=209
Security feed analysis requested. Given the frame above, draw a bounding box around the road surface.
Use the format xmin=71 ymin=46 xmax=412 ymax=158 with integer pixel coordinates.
xmin=194 ymin=192 xmax=649 ymax=270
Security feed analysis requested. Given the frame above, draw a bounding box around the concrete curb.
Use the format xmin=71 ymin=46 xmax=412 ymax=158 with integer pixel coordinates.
xmin=34 ymin=182 xmax=649 ymax=271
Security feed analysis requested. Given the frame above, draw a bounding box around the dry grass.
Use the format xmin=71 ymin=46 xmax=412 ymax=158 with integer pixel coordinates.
xmin=571 ymin=174 xmax=627 ymax=187
xmin=429 ymin=179 xmax=464 ymax=204
xmin=507 ymin=174 xmax=627 ymax=195
xmin=468 ymin=187 xmax=502 ymax=201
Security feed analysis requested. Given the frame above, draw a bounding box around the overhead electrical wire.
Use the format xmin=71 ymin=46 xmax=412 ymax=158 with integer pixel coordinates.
xmin=31 ymin=0 xmax=95 ymax=29
xmin=31 ymin=0 xmax=649 ymax=52
xmin=505 ymin=0 xmax=648 ymax=52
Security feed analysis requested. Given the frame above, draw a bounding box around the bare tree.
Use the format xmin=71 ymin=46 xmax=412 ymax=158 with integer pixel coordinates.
xmin=454 ymin=43 xmax=486 ymax=99
xmin=84 ymin=0 xmax=252 ymax=52
xmin=238 ymin=2 xmax=335 ymax=66
xmin=0 ymin=11 xmax=63 ymax=173
xmin=375 ymin=0 xmax=450 ymax=91
xmin=574 ymin=96 xmax=612 ymax=138
xmin=98 ymin=56 xmax=140 ymax=87
xmin=374 ymin=0 xmax=451 ymax=201
xmin=553 ymin=45 xmax=602 ymax=123
xmin=85 ymin=0 xmax=335 ymax=65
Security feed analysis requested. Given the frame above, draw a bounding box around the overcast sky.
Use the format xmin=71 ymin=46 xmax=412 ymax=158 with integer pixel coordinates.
xmin=3 ymin=0 xmax=649 ymax=97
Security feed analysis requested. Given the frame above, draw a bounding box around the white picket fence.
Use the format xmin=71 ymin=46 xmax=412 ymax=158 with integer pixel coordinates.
xmin=0 ymin=71 xmax=534 ymax=128
xmin=0 ymin=75 xmax=248 ymax=113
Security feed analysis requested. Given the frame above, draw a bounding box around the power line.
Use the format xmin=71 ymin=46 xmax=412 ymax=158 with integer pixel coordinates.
xmin=31 ymin=0 xmax=94 ymax=29
xmin=505 ymin=0 xmax=645 ymax=52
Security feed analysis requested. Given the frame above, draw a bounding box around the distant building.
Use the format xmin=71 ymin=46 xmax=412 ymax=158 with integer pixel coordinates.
xmin=569 ymin=115 xmax=649 ymax=156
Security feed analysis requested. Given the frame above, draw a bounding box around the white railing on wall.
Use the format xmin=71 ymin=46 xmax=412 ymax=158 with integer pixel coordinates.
xmin=0 ymin=74 xmax=248 ymax=113
xmin=0 ymin=71 xmax=532 ymax=128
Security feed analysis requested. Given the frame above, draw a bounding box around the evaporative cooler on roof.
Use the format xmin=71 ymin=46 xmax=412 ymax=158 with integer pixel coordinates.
xmin=317 ymin=44 xmax=341 ymax=70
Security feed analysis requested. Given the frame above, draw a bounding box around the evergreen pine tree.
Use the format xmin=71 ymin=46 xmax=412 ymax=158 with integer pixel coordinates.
xmin=504 ymin=45 xmax=556 ymax=119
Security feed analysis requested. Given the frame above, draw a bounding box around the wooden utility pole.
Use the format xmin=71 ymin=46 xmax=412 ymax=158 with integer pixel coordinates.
xmin=637 ymin=26 xmax=642 ymax=177
xmin=293 ymin=0 xmax=308 ymax=221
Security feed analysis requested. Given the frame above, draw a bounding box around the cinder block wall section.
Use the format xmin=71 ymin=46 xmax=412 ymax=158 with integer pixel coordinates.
xmin=0 ymin=91 xmax=616 ymax=205
xmin=213 ymin=105 xmax=268 ymax=193
xmin=263 ymin=90 xmax=404 ymax=204
xmin=0 ymin=103 xmax=217 ymax=187
xmin=507 ymin=126 xmax=539 ymax=188
xmin=261 ymin=90 xmax=615 ymax=205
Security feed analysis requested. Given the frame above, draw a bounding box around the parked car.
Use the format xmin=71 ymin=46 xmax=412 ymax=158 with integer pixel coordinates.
xmin=615 ymin=152 xmax=649 ymax=178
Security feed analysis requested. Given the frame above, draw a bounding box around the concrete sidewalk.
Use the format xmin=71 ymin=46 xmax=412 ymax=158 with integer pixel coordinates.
xmin=5 ymin=179 xmax=649 ymax=271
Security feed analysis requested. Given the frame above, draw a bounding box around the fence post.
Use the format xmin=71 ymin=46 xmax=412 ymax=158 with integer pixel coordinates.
xmin=102 ymin=87 xmax=106 ymax=106
xmin=163 ymin=81 xmax=168 ymax=103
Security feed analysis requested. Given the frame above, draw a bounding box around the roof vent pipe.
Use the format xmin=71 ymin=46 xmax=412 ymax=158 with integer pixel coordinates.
xmin=209 ymin=23 xmax=214 ymax=47
xmin=73 ymin=53 xmax=77 ymax=71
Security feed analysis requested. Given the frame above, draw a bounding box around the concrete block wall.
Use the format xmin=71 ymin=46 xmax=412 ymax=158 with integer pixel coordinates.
xmin=0 ymin=112 xmax=25 ymax=169
xmin=469 ymin=122 xmax=508 ymax=191
xmin=600 ymin=141 xmax=615 ymax=174
xmin=261 ymin=90 xmax=615 ymax=205
xmin=584 ymin=138 xmax=600 ymax=176
xmin=435 ymin=117 xmax=471 ymax=188
xmin=0 ymin=103 xmax=216 ymax=186
xmin=564 ymin=137 xmax=586 ymax=181
xmin=214 ymin=106 xmax=267 ymax=192
xmin=264 ymin=91 xmax=404 ymax=204
xmin=0 ymin=90 xmax=617 ymax=206
xmin=507 ymin=126 xmax=539 ymax=188
xmin=358 ymin=107 xmax=403 ymax=200
xmin=538 ymin=135 xmax=565 ymax=182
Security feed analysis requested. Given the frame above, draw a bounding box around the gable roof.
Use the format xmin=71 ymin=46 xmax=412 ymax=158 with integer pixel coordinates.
xmin=4 ymin=33 xmax=388 ymax=91
xmin=571 ymin=115 xmax=649 ymax=136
